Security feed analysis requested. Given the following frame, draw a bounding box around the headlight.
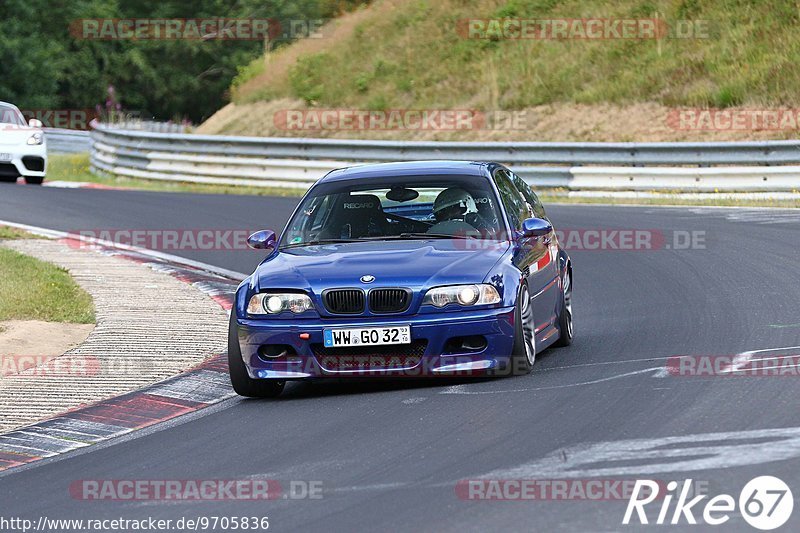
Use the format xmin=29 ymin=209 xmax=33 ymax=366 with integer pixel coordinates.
xmin=422 ymin=284 xmax=501 ymax=308
xmin=247 ymin=292 xmax=314 ymax=315
xmin=26 ymin=132 xmax=43 ymax=145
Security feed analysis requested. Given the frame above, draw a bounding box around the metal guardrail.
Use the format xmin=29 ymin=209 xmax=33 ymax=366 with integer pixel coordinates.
xmin=89 ymin=122 xmax=800 ymax=191
xmin=45 ymin=128 xmax=91 ymax=154
xmin=45 ymin=122 xmax=187 ymax=155
xmin=107 ymin=120 xmax=192 ymax=133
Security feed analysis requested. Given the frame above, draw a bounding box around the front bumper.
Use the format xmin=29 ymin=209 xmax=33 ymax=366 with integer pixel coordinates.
xmin=236 ymin=306 xmax=516 ymax=379
xmin=0 ymin=143 xmax=47 ymax=178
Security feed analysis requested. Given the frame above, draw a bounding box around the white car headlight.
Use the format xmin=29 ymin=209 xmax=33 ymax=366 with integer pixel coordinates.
xmin=247 ymin=292 xmax=314 ymax=315
xmin=422 ymin=284 xmax=501 ymax=308
xmin=26 ymin=132 xmax=43 ymax=145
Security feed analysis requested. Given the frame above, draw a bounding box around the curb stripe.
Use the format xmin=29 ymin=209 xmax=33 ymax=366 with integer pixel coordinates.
xmin=0 ymin=240 xmax=240 ymax=474
xmin=0 ymin=451 xmax=38 ymax=469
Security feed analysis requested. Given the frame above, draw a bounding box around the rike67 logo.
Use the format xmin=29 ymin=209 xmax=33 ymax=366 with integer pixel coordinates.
xmin=624 ymin=476 xmax=793 ymax=530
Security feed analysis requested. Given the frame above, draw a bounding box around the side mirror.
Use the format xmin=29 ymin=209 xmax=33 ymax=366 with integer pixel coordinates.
xmin=520 ymin=217 xmax=552 ymax=238
xmin=247 ymin=230 xmax=276 ymax=251
xmin=28 ymin=119 xmax=43 ymax=128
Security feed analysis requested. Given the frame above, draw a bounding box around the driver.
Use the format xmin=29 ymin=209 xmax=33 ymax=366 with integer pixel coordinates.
xmin=428 ymin=187 xmax=482 ymax=235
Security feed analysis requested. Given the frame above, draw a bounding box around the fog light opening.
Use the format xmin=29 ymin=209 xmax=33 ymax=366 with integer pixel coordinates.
xmin=462 ymin=335 xmax=488 ymax=351
xmin=257 ymin=344 xmax=296 ymax=361
xmin=444 ymin=335 xmax=488 ymax=354
xmin=22 ymin=156 xmax=45 ymax=172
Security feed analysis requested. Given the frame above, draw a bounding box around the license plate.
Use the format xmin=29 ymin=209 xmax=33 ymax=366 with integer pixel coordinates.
xmin=0 ymin=153 xmax=11 ymax=161
xmin=324 ymin=325 xmax=411 ymax=348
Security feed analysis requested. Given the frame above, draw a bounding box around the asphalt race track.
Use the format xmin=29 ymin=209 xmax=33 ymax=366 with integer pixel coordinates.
xmin=2 ymin=183 xmax=800 ymax=531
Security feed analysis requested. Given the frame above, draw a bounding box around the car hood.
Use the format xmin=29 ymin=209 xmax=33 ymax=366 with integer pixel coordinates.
xmin=253 ymin=240 xmax=510 ymax=292
xmin=0 ymin=126 xmax=41 ymax=146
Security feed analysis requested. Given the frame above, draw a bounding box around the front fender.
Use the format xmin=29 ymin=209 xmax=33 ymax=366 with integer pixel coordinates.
xmin=234 ymin=277 xmax=256 ymax=319
xmin=483 ymin=250 xmax=524 ymax=307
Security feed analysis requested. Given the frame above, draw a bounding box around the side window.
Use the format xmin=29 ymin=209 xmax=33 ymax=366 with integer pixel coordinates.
xmin=493 ymin=169 xmax=531 ymax=230
xmin=510 ymin=171 xmax=546 ymax=219
xmin=308 ymin=195 xmax=333 ymax=231
xmin=288 ymin=194 xmax=332 ymax=240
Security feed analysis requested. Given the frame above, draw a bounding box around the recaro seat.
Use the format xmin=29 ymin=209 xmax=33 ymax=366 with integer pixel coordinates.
xmin=318 ymin=194 xmax=391 ymax=239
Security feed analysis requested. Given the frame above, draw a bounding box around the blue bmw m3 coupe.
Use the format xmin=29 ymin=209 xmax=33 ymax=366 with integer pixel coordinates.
xmin=228 ymin=161 xmax=573 ymax=397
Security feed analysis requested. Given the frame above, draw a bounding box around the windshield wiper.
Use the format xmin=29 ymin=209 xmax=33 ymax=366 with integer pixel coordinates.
xmin=280 ymin=238 xmax=362 ymax=249
xmin=354 ymin=233 xmax=476 ymax=241
xmin=282 ymin=233 xmax=476 ymax=248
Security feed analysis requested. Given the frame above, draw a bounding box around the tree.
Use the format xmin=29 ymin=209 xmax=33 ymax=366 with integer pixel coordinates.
xmin=0 ymin=0 xmax=369 ymax=124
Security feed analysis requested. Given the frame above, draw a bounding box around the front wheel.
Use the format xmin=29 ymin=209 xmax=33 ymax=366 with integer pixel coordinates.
xmin=25 ymin=176 xmax=44 ymax=185
xmin=0 ymin=176 xmax=17 ymax=183
xmin=508 ymin=283 xmax=536 ymax=375
xmin=228 ymin=309 xmax=285 ymax=398
xmin=554 ymin=266 xmax=573 ymax=347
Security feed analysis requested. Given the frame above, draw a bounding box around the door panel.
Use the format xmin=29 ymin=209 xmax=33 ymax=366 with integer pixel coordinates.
xmin=493 ymin=169 xmax=559 ymax=329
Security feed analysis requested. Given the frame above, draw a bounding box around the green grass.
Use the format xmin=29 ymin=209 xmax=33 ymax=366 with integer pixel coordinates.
xmin=48 ymin=154 xmax=307 ymax=198
xmin=0 ymin=246 xmax=95 ymax=323
xmin=233 ymin=0 xmax=800 ymax=110
xmin=0 ymin=226 xmax=37 ymax=240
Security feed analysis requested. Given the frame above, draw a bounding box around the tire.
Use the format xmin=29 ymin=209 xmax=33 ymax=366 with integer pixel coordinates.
xmin=554 ymin=265 xmax=573 ymax=347
xmin=25 ymin=176 xmax=44 ymax=185
xmin=228 ymin=309 xmax=285 ymax=398
xmin=0 ymin=176 xmax=17 ymax=183
xmin=508 ymin=283 xmax=536 ymax=376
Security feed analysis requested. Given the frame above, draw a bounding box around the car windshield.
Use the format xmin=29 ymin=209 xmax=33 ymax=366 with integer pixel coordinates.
xmin=281 ymin=174 xmax=505 ymax=247
xmin=0 ymin=104 xmax=26 ymax=126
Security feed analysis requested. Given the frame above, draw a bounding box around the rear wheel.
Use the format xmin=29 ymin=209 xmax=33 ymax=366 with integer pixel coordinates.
xmin=554 ymin=266 xmax=573 ymax=347
xmin=508 ymin=283 xmax=536 ymax=375
xmin=228 ymin=309 xmax=285 ymax=398
xmin=25 ymin=176 xmax=44 ymax=185
xmin=0 ymin=176 xmax=17 ymax=183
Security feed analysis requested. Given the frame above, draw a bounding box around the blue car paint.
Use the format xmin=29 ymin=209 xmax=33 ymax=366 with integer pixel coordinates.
xmin=233 ymin=161 xmax=571 ymax=379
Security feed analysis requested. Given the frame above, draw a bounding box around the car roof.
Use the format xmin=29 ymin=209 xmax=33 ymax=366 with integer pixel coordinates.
xmin=318 ymin=160 xmax=497 ymax=183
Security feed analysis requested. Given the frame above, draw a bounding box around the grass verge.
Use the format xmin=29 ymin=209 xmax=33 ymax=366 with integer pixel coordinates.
xmin=48 ymin=154 xmax=307 ymax=198
xmin=0 ymin=226 xmax=37 ymax=240
xmin=0 ymin=227 xmax=95 ymax=323
xmin=0 ymin=244 xmax=95 ymax=323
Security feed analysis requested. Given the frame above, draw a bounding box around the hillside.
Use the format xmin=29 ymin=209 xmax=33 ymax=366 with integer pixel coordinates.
xmin=199 ymin=0 xmax=800 ymax=141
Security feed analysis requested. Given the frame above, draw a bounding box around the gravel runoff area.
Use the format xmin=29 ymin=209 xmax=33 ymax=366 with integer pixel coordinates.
xmin=0 ymin=239 xmax=228 ymax=432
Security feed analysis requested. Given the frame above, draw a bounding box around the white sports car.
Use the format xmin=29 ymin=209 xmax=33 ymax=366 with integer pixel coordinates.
xmin=0 ymin=101 xmax=46 ymax=185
